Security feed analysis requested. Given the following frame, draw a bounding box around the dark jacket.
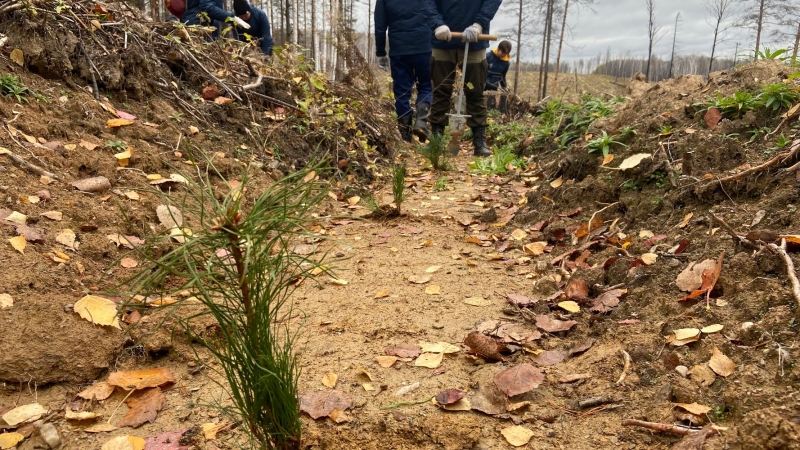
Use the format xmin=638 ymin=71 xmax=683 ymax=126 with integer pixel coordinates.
xmin=240 ymin=6 xmax=273 ymax=55
xmin=426 ymin=0 xmax=502 ymax=51
xmin=486 ymin=49 xmax=509 ymax=90
xmin=374 ymin=0 xmax=436 ymax=57
xmin=182 ymin=0 xmax=232 ymax=26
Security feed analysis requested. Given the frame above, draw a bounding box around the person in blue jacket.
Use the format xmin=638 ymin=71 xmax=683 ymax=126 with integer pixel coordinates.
xmin=374 ymin=0 xmax=437 ymax=143
xmin=233 ymin=0 xmax=274 ymax=55
xmin=426 ymin=0 xmax=502 ymax=156
xmin=181 ymin=0 xmax=249 ymax=35
xmin=485 ymin=40 xmax=511 ymax=114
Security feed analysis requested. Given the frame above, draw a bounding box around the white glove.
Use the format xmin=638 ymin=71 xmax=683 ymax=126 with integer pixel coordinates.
xmin=462 ymin=23 xmax=482 ymax=42
xmin=233 ymin=16 xmax=251 ymax=29
xmin=377 ymin=56 xmax=389 ymax=71
xmin=434 ymin=25 xmax=451 ymax=42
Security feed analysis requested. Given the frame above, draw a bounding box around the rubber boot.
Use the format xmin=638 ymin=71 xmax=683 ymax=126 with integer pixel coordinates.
xmin=471 ymin=126 xmax=492 ymax=157
xmin=398 ymin=116 xmax=412 ymax=143
xmin=412 ymin=103 xmax=430 ymax=143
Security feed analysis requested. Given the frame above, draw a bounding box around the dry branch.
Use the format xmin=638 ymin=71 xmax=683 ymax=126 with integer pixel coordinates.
xmin=623 ymin=419 xmax=714 ymax=436
xmin=769 ymin=238 xmax=800 ymax=310
xmin=616 ymin=350 xmax=632 ymax=385
xmin=0 ymin=149 xmax=60 ymax=181
xmin=709 ymin=212 xmax=759 ymax=250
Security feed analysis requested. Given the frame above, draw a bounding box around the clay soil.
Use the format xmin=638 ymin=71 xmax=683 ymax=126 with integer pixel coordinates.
xmin=1 ymin=7 xmax=800 ymax=449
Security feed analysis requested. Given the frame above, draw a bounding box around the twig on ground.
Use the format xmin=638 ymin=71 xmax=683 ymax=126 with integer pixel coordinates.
xmin=249 ymin=91 xmax=301 ymax=112
xmin=588 ymin=202 xmax=619 ymax=234
xmin=577 ymin=396 xmax=619 ymax=409
xmin=180 ymin=48 xmax=243 ymax=102
xmin=380 ymin=397 xmax=432 ymax=410
xmin=769 ymin=238 xmax=800 ymax=310
xmin=579 ymin=403 xmax=624 ymax=418
xmin=616 ymin=350 xmax=632 ymax=385
xmin=0 ymin=148 xmax=60 ymax=181
xmin=622 ymin=419 xmax=717 ymax=437
xmin=78 ymin=41 xmax=100 ymax=101
xmin=700 ymin=150 xmax=792 ymax=191
xmin=106 ymin=389 xmax=135 ymax=424
xmin=709 ymin=212 xmax=759 ymax=250
xmin=241 ymin=74 xmax=263 ymax=91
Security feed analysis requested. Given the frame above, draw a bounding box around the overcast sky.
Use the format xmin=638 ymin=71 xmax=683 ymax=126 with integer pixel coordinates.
xmin=360 ymin=0 xmax=796 ymax=62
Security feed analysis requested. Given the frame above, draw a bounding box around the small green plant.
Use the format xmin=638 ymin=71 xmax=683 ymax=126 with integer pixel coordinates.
xmin=128 ymin=164 xmax=328 ymax=449
xmin=713 ymin=406 xmax=732 ymax=421
xmin=766 ymin=134 xmax=792 ymax=156
xmin=658 ymin=125 xmax=674 ymax=136
xmin=622 ymin=179 xmax=641 ymax=191
xmin=758 ymin=48 xmax=790 ymax=61
xmin=586 ymin=131 xmax=628 ymax=157
xmin=106 ymin=140 xmax=127 ymax=152
xmin=168 ymin=112 xmax=184 ymax=122
xmin=391 ymin=163 xmax=406 ymax=214
xmin=433 ymin=176 xmax=449 ymax=192
xmin=700 ymin=90 xmax=760 ymax=119
xmin=469 ymin=144 xmax=524 ymax=174
xmin=619 ymin=126 xmax=637 ymax=140
xmin=0 ymin=74 xmax=37 ymax=103
xmin=420 ymin=133 xmax=449 ymax=170
xmin=759 ymin=83 xmax=800 ymax=111
xmin=648 ymin=171 xmax=669 ymax=189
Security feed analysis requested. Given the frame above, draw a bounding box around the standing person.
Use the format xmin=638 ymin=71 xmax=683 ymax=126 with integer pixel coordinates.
xmin=374 ymin=0 xmax=435 ymax=143
xmin=233 ymin=0 xmax=274 ymax=56
xmin=426 ymin=0 xmax=502 ymax=156
xmin=485 ymin=40 xmax=511 ymax=115
xmin=180 ymin=0 xmax=249 ymax=34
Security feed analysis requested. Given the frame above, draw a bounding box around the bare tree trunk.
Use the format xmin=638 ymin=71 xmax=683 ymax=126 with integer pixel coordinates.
xmin=754 ymin=0 xmax=765 ymax=58
xmin=668 ymin=12 xmax=679 ymax=78
xmin=793 ymin=20 xmax=800 ymax=60
xmin=513 ymin=0 xmax=523 ymax=95
xmin=311 ymin=0 xmax=317 ymax=67
xmin=537 ymin=0 xmax=552 ymax=100
xmin=552 ymin=0 xmax=569 ymax=97
xmin=541 ymin=0 xmax=555 ymax=98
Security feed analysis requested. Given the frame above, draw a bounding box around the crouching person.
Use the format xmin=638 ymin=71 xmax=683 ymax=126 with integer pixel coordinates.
xmin=486 ymin=40 xmax=511 ymax=115
xmin=233 ymin=0 xmax=274 ymax=55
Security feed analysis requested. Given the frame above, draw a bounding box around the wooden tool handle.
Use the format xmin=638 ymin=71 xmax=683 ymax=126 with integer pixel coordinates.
xmin=449 ymin=32 xmax=498 ymax=41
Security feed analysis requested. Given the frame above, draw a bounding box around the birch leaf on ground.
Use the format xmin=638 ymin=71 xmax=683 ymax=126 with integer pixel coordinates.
xmin=375 ymin=356 xmax=398 ymax=368
xmin=321 ymin=373 xmax=338 ymax=388
xmin=299 ymin=390 xmax=353 ymax=420
xmin=617 ymin=153 xmax=651 ymax=170
xmin=0 ymin=432 xmax=24 ymax=449
xmin=77 ymin=381 xmax=116 ymax=400
xmin=2 ymin=403 xmax=46 ymax=426
xmin=501 ymin=425 xmax=535 ymax=447
xmin=558 ymin=301 xmax=580 ymax=313
xmin=709 ymin=346 xmax=735 ymax=377
xmin=493 ymin=364 xmax=545 ymax=397
xmin=55 ymin=229 xmax=77 ymax=250
xmin=74 ymin=295 xmax=121 ymax=329
xmin=384 ymin=343 xmax=421 ymax=358
xmin=8 ymin=235 xmax=26 ymax=254
xmin=415 ymin=352 xmax=444 ymax=369
xmin=107 ymin=368 xmax=175 ymax=390
xmin=101 ymin=435 xmax=146 ymax=450
xmin=535 ymin=315 xmax=577 ymax=333
xmin=0 ymin=293 xmax=12 ymax=309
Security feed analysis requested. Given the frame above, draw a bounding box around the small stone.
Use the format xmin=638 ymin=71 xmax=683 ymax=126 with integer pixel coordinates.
xmin=63 ymin=304 xmax=74 ymax=312
xmin=675 ymin=365 xmax=689 ymax=377
xmin=741 ymin=322 xmax=754 ymax=331
xmin=39 ymin=422 xmax=61 ymax=448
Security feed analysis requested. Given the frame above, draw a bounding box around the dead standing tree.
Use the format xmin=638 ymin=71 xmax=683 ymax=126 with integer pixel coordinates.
xmin=706 ymin=0 xmax=735 ymax=75
xmin=644 ymin=0 xmax=664 ymax=82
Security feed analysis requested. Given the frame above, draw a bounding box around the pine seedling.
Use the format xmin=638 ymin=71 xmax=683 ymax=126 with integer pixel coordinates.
xmin=420 ymin=133 xmax=448 ymax=170
xmin=126 ymin=162 xmax=328 ymax=450
xmin=391 ymin=163 xmax=406 ymax=214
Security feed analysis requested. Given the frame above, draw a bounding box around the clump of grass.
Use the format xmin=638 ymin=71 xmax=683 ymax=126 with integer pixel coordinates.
xmin=391 ymin=163 xmax=406 ymax=214
xmin=127 ymin=162 xmax=328 ymax=449
xmin=0 ymin=74 xmax=43 ymax=103
xmin=420 ymin=133 xmax=449 ymax=170
xmin=586 ymin=131 xmax=628 ymax=157
xmin=469 ymin=144 xmax=525 ymax=175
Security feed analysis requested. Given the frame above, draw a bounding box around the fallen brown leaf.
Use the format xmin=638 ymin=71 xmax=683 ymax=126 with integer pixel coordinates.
xmin=77 ymin=382 xmax=116 ymax=401
xmin=535 ymin=315 xmax=577 ymax=333
xmin=529 ymin=350 xmax=567 ymax=366
xmin=385 ymin=343 xmax=421 ymax=358
xmin=435 ymin=389 xmax=466 ymax=406
xmin=565 ymin=278 xmax=589 ymax=301
xmin=299 ymin=390 xmax=353 ymax=420
xmin=107 ymin=368 xmax=175 ymax=390
xmin=116 ymin=387 xmax=164 ymax=428
xmin=493 ymin=364 xmax=545 ymax=397
xmin=708 ymin=345 xmax=735 ymax=377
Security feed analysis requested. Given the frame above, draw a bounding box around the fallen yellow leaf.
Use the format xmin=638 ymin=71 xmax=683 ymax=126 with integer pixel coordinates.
xmin=8 ymin=236 xmax=26 ymax=254
xmin=74 ymin=295 xmax=121 ymax=329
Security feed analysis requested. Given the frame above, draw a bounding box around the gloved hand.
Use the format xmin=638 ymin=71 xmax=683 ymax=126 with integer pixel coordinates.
xmin=232 ymin=16 xmax=251 ymax=29
xmin=434 ymin=25 xmax=452 ymax=42
xmin=377 ymin=56 xmax=389 ymax=71
xmin=462 ymin=23 xmax=482 ymax=42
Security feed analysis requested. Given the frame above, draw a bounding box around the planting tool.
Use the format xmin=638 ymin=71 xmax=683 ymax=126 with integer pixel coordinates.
xmin=441 ymin=33 xmax=498 ymax=154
